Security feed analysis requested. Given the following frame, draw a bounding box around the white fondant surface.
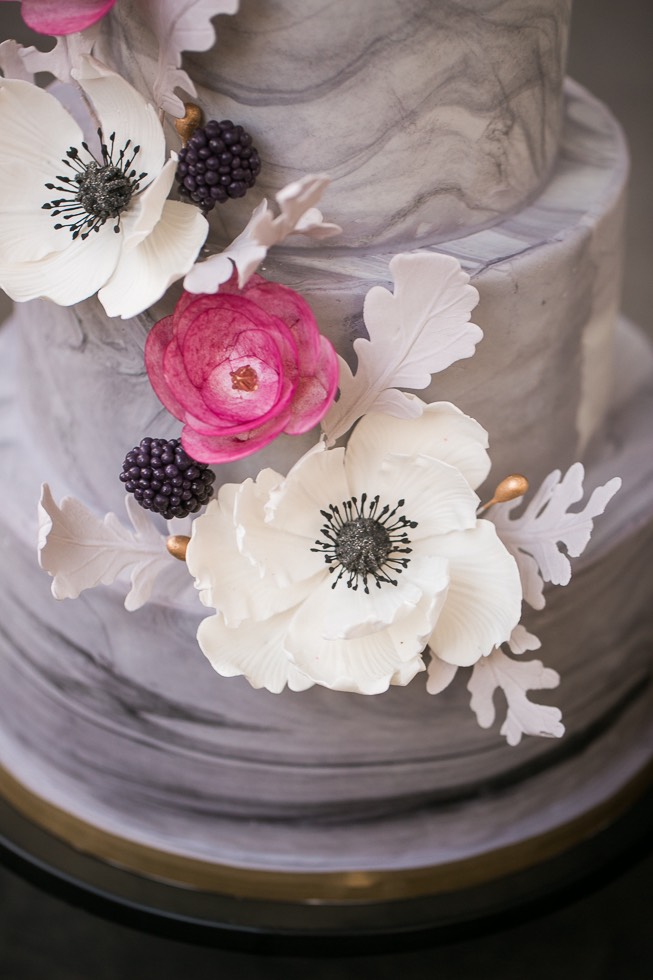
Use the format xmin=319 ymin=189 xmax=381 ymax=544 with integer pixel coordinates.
xmin=100 ymin=0 xmax=571 ymax=246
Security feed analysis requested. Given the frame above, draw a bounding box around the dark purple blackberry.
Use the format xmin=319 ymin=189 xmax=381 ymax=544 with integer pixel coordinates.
xmin=119 ymin=437 xmax=216 ymax=520
xmin=175 ymin=119 xmax=261 ymax=212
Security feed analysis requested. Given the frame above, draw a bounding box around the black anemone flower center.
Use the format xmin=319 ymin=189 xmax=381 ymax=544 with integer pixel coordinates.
xmin=42 ymin=129 xmax=148 ymax=241
xmin=311 ymin=493 xmax=417 ymax=593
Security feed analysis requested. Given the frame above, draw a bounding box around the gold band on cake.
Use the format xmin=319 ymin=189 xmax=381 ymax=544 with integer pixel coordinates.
xmin=2 ymin=760 xmax=651 ymax=903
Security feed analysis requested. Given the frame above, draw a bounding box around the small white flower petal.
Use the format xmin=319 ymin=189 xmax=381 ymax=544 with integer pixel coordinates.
xmin=71 ymin=55 xmax=166 ymax=187
xmin=286 ymin=597 xmax=431 ymax=694
xmin=188 ymin=495 xmax=317 ymax=627
xmin=0 ymin=221 xmax=121 ymax=305
xmin=0 ymin=79 xmax=84 ymax=261
xmin=197 ymin=610 xmax=312 ymax=694
xmin=98 ymin=199 xmax=208 ymax=318
xmin=120 ymin=156 xmax=177 ymax=252
xmin=235 ymin=474 xmax=324 ymax=587
xmin=428 ymin=521 xmax=522 ymax=667
xmin=348 ymin=452 xmax=479 ymax=543
xmin=390 ymin=657 xmax=427 ymax=688
xmin=247 ymin=444 xmax=351 ymax=582
xmin=318 ymin=553 xmax=449 ymax=641
xmin=347 ymin=404 xmax=491 ymax=491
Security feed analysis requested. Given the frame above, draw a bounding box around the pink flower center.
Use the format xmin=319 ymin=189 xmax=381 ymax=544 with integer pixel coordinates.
xmin=230 ymin=364 xmax=259 ymax=392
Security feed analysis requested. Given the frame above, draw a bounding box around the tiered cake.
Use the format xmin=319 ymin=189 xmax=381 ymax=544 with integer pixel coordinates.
xmin=0 ymin=0 xmax=652 ymax=901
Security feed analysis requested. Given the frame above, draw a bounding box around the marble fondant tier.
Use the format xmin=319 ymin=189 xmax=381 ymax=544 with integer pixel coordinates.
xmin=0 ymin=314 xmax=652 ymax=871
xmin=9 ymin=81 xmax=626 ymax=520
xmin=101 ymin=0 xmax=571 ymax=246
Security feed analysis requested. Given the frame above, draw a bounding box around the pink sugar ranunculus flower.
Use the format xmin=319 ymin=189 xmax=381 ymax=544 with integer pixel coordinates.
xmin=3 ymin=0 xmax=117 ymax=35
xmin=144 ymin=275 xmax=339 ymax=464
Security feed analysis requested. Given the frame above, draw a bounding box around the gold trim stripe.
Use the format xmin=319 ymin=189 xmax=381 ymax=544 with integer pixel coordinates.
xmin=1 ymin=761 xmax=652 ymax=904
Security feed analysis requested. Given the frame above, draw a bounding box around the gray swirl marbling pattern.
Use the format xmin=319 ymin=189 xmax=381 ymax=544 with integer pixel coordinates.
xmin=0 ymin=316 xmax=652 ymax=870
xmin=101 ymin=0 xmax=571 ymax=246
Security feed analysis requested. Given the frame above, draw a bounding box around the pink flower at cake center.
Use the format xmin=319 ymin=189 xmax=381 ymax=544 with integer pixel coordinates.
xmin=144 ymin=275 xmax=339 ymax=464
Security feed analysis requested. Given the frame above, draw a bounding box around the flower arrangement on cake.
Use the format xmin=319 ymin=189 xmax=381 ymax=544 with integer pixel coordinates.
xmin=1 ymin=0 xmax=621 ymax=747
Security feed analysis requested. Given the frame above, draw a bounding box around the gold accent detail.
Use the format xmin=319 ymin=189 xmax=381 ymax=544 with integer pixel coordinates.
xmin=230 ymin=364 xmax=259 ymax=392
xmin=1 ymin=760 xmax=651 ymax=904
xmin=175 ymin=103 xmax=204 ymax=145
xmin=478 ymin=474 xmax=529 ymax=515
xmin=166 ymin=535 xmax=190 ymax=562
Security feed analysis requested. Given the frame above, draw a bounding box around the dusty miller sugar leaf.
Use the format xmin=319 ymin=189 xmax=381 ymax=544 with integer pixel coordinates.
xmin=468 ymin=648 xmax=564 ymax=746
xmin=137 ymin=0 xmax=239 ymax=116
xmin=38 ymin=484 xmax=176 ymax=611
xmin=0 ymin=32 xmax=96 ymax=84
xmin=184 ymin=174 xmax=341 ymax=293
xmin=488 ymin=463 xmax=621 ymax=610
xmin=322 ymin=252 xmax=482 ymax=444
xmin=507 ymin=623 xmax=541 ymax=655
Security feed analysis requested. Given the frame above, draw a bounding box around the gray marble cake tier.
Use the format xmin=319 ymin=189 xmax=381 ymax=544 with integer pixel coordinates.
xmin=0 ymin=313 xmax=651 ymax=873
xmin=102 ymin=0 xmax=571 ymax=246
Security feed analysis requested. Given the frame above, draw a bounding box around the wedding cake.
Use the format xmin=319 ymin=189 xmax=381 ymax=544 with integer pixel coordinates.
xmin=0 ymin=0 xmax=652 ymax=904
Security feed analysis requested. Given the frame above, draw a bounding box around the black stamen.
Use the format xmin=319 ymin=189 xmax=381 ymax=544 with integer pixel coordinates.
xmin=311 ymin=494 xmax=417 ymax=594
xmin=43 ymin=128 xmax=148 ymax=241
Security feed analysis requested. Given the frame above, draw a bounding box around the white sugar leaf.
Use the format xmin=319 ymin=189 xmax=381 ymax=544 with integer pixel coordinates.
xmin=0 ymin=40 xmax=35 ymax=81
xmin=467 ymin=648 xmax=564 ymax=746
xmin=1 ymin=33 xmax=96 ymax=84
xmin=507 ymin=623 xmax=541 ymax=655
xmin=38 ymin=484 xmax=172 ymax=611
xmin=489 ymin=464 xmax=621 ymax=610
xmin=322 ymin=252 xmax=482 ymax=444
xmin=138 ymin=0 xmax=239 ymax=116
xmin=426 ymin=656 xmax=459 ymax=695
xmin=184 ymin=176 xmax=341 ymax=293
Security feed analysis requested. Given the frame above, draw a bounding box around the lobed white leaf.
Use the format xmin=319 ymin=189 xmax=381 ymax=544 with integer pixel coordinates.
xmin=322 ymin=252 xmax=482 ymax=444
xmin=138 ymin=0 xmax=238 ymax=116
xmin=467 ymin=647 xmax=564 ymax=745
xmin=38 ymin=484 xmax=173 ymax=611
xmin=184 ymin=175 xmax=341 ymax=294
xmin=489 ymin=463 xmax=621 ymax=609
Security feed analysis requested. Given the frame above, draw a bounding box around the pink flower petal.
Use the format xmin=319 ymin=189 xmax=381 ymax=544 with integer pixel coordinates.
xmin=181 ymin=412 xmax=292 ymax=464
xmin=19 ymin=0 xmax=117 ymax=36
xmin=284 ymin=335 xmax=340 ymax=434
xmin=146 ymin=277 xmax=338 ymax=464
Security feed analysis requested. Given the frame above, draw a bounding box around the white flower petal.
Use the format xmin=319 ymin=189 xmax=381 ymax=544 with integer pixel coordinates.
xmin=286 ymin=597 xmax=431 ymax=694
xmin=120 ymin=156 xmax=177 ymax=252
xmin=390 ymin=657 xmax=427 ymax=688
xmin=243 ymin=443 xmax=350 ymax=584
xmin=0 ymin=79 xmax=84 ymax=261
xmin=71 ymin=55 xmax=166 ymax=186
xmin=318 ymin=553 xmax=449 ymax=641
xmin=347 ymin=452 xmax=478 ymax=543
xmin=235 ymin=474 xmax=324 ymax=587
xmin=98 ymin=199 xmax=208 ymax=318
xmin=0 ymin=221 xmax=121 ymax=305
xmin=197 ymin=610 xmax=312 ymax=694
xmin=348 ymin=404 xmax=491 ymax=491
xmin=188 ymin=495 xmax=317 ymax=627
xmin=428 ymin=521 xmax=522 ymax=667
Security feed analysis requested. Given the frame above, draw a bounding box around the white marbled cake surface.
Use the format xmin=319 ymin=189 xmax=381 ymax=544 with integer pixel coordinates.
xmin=98 ymin=0 xmax=571 ymax=246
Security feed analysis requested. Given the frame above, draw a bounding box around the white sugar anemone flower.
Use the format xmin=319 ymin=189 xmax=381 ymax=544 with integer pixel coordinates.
xmin=186 ymin=402 xmax=523 ymax=695
xmin=0 ymin=56 xmax=208 ymax=318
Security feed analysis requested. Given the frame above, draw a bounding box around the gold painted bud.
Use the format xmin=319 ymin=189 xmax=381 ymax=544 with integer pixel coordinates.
xmin=166 ymin=535 xmax=191 ymax=562
xmin=493 ymin=474 xmax=529 ymax=503
xmin=175 ymin=103 xmax=204 ymax=145
xmin=478 ymin=474 xmax=529 ymax=514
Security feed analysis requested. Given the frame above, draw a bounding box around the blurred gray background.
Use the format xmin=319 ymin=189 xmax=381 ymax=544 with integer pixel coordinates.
xmin=1 ymin=1 xmax=652 ymax=977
